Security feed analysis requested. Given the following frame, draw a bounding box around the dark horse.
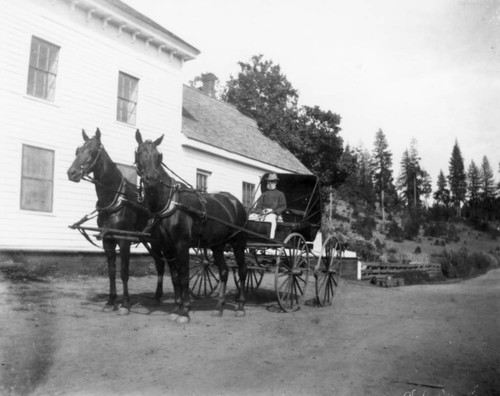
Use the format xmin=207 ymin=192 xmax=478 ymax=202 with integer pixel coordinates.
xmin=67 ymin=128 xmax=164 ymax=314
xmin=135 ymin=130 xmax=248 ymax=324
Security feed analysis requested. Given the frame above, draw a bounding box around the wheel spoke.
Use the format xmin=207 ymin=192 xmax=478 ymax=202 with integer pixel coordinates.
xmin=315 ymin=236 xmax=341 ymax=307
xmin=275 ymin=233 xmax=310 ymax=312
xmin=189 ymin=248 xmax=219 ymax=298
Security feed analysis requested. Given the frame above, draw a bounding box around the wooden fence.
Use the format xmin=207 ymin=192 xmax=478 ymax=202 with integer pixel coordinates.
xmin=361 ymin=262 xmax=442 ymax=281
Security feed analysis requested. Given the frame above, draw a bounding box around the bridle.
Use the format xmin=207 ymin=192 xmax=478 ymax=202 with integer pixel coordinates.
xmin=76 ymin=140 xmax=103 ymax=180
xmin=134 ymin=142 xmax=162 ymax=179
xmin=75 ymin=141 xmax=138 ymax=209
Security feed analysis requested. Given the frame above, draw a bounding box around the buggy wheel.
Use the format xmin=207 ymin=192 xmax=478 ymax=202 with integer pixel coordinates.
xmin=275 ymin=233 xmax=310 ymax=312
xmin=314 ymin=236 xmax=341 ymax=307
xmin=190 ymin=248 xmax=219 ymax=298
xmin=233 ymin=250 xmax=265 ymax=293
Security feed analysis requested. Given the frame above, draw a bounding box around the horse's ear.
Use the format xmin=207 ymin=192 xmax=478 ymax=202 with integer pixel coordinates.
xmin=153 ymin=134 xmax=164 ymax=147
xmin=82 ymin=129 xmax=90 ymax=142
xmin=95 ymin=128 xmax=101 ymax=141
xmin=135 ymin=129 xmax=143 ymax=145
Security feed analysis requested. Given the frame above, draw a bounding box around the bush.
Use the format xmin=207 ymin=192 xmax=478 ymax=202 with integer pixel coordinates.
xmin=351 ymin=239 xmax=379 ymax=261
xmin=403 ymin=216 xmax=420 ymax=240
xmin=386 ymin=220 xmax=404 ymax=242
xmin=352 ymin=216 xmax=376 ymax=240
xmin=440 ymin=248 xmax=494 ymax=278
xmin=424 ymin=222 xmax=448 ymax=238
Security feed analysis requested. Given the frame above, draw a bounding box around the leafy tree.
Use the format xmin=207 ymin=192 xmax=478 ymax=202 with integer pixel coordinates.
xmin=292 ymin=105 xmax=344 ymax=186
xmin=223 ymin=54 xmax=345 ymax=186
xmin=337 ymin=145 xmax=376 ymax=210
xmin=434 ymin=170 xmax=450 ymax=207
xmin=337 ymin=143 xmax=357 ymax=186
xmin=223 ymin=54 xmax=299 ymax=145
xmin=371 ymin=129 xmax=394 ymax=223
xmin=448 ymin=140 xmax=467 ymax=216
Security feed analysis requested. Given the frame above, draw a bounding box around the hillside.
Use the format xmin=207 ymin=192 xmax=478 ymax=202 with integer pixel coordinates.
xmin=325 ymin=196 xmax=500 ymax=279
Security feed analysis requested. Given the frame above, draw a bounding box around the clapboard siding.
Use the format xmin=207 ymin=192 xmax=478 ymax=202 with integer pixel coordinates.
xmin=1 ymin=0 xmax=307 ymax=253
xmin=1 ymin=0 xmax=187 ymax=251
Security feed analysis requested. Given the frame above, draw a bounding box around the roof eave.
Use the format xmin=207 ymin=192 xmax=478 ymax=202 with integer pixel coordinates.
xmin=70 ymin=0 xmax=200 ymax=61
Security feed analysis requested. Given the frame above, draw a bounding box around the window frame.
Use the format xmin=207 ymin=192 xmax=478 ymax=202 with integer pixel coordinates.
xmin=116 ymin=163 xmax=138 ymax=185
xmin=20 ymin=144 xmax=55 ymax=213
xmin=242 ymin=181 xmax=255 ymax=210
xmin=26 ymin=36 xmax=60 ymax=102
xmin=196 ymin=169 xmax=211 ymax=194
xmin=116 ymin=71 xmax=139 ymax=125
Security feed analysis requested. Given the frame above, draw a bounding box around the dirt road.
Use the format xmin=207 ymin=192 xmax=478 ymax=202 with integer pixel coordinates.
xmin=1 ymin=268 xmax=499 ymax=396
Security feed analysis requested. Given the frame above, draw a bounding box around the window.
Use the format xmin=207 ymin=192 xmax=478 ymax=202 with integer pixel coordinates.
xmin=21 ymin=145 xmax=54 ymax=212
xmin=196 ymin=169 xmax=211 ymax=193
xmin=242 ymin=182 xmax=255 ymax=210
xmin=117 ymin=72 xmax=139 ymax=124
xmin=116 ymin=163 xmax=137 ymax=184
xmin=27 ymin=36 xmax=60 ymax=101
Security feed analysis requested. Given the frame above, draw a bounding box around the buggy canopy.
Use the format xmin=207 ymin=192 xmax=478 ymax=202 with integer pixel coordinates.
xmin=259 ymin=173 xmax=322 ymax=228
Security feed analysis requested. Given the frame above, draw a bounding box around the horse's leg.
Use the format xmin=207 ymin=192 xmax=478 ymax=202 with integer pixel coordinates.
xmin=151 ymin=243 xmax=165 ymax=304
xmin=174 ymin=245 xmax=191 ymax=324
xmin=117 ymin=241 xmax=131 ymax=315
xmin=232 ymin=241 xmax=247 ymax=317
xmin=103 ymin=238 xmax=118 ymax=311
xmin=211 ymin=246 xmax=228 ymax=317
xmin=165 ymin=253 xmax=183 ymax=321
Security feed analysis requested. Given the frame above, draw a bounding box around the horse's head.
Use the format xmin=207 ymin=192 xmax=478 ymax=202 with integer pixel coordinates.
xmin=67 ymin=128 xmax=103 ymax=182
xmin=135 ymin=130 xmax=164 ymax=187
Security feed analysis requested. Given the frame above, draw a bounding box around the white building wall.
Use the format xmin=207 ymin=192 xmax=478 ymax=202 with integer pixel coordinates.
xmin=180 ymin=141 xmax=286 ymax=202
xmin=0 ymin=0 xmax=185 ymax=251
xmin=0 ymin=0 xmax=291 ymax=253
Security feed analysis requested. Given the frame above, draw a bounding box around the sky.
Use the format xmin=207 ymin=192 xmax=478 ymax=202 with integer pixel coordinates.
xmin=124 ymin=0 xmax=500 ymax=186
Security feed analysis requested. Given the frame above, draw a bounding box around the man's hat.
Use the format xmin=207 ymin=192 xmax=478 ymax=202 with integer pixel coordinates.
xmin=267 ymin=173 xmax=279 ymax=182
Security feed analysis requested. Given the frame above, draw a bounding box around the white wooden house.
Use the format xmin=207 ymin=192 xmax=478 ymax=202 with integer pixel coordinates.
xmin=0 ymin=0 xmax=310 ymax=254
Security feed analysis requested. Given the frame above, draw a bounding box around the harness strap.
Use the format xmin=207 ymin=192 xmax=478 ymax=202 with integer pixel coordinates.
xmin=95 ymin=177 xmax=126 ymax=213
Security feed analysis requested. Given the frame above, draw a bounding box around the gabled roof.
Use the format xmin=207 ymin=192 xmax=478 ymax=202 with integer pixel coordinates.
xmin=182 ymin=86 xmax=311 ymax=174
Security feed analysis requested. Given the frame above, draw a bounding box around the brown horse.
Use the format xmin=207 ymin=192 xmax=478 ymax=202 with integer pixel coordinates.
xmin=67 ymin=128 xmax=165 ymax=314
xmin=134 ymin=130 xmax=248 ymax=324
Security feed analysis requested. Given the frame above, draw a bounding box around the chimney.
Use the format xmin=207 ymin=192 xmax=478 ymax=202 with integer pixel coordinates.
xmin=200 ymin=73 xmax=218 ymax=98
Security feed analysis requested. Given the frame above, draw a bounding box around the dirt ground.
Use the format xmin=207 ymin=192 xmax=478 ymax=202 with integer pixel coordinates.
xmin=0 ymin=266 xmax=499 ymax=396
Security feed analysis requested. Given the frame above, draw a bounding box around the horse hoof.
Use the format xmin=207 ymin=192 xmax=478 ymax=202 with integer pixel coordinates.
xmin=167 ymin=313 xmax=180 ymax=321
xmin=176 ymin=315 xmax=190 ymax=324
xmin=235 ymin=310 xmax=246 ymax=318
xmin=118 ymin=306 xmax=130 ymax=316
xmin=103 ymin=304 xmax=116 ymax=312
xmin=211 ymin=310 xmax=223 ymax=317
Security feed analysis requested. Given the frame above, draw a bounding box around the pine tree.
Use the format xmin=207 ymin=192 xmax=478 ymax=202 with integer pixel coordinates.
xmin=396 ymin=139 xmax=426 ymax=207
xmin=480 ymin=155 xmax=495 ymax=201
xmin=372 ymin=129 xmax=394 ymax=224
xmin=356 ymin=147 xmax=375 ymax=208
xmin=448 ymin=140 xmax=467 ymax=216
xmin=434 ymin=170 xmax=450 ymax=207
xmin=466 ymin=160 xmax=482 ymax=218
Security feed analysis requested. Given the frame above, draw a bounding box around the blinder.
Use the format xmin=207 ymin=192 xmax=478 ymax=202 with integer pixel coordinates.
xmin=134 ymin=142 xmax=163 ymax=180
xmin=78 ymin=141 xmax=103 ymax=177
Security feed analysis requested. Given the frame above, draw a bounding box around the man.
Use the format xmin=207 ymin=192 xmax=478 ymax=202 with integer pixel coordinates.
xmin=249 ymin=173 xmax=286 ymax=238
